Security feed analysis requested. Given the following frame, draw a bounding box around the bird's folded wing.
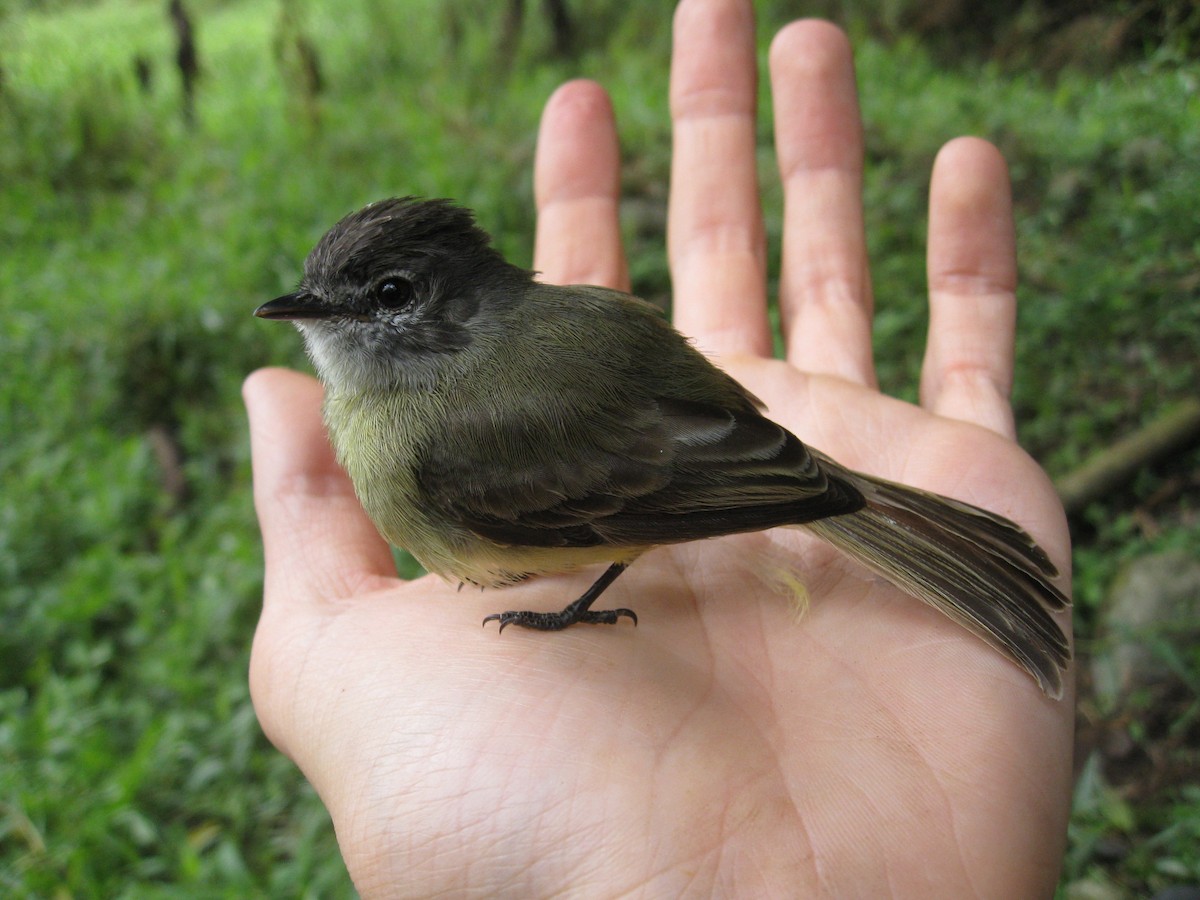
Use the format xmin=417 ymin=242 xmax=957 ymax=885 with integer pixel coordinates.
xmin=417 ymin=396 xmax=864 ymax=548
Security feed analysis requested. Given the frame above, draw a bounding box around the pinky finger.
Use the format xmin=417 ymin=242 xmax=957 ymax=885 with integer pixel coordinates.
xmin=920 ymin=137 xmax=1019 ymax=439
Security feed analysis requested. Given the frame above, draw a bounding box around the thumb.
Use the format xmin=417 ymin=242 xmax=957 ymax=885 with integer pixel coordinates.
xmin=243 ymin=367 xmax=396 ymax=607
xmin=243 ymin=367 xmax=402 ymax=759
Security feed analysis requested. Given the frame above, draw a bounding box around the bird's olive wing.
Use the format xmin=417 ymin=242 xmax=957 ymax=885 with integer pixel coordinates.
xmin=416 ymin=396 xmax=864 ymax=549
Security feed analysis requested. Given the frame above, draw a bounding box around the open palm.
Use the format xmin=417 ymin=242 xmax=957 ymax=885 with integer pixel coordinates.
xmin=245 ymin=3 xmax=1074 ymax=896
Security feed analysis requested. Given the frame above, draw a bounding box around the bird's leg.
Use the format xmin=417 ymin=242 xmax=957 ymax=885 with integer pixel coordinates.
xmin=483 ymin=562 xmax=637 ymax=631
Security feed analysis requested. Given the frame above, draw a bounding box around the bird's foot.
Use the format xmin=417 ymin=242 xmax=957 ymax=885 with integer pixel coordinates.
xmin=483 ymin=605 xmax=637 ymax=632
xmin=482 ymin=562 xmax=637 ymax=632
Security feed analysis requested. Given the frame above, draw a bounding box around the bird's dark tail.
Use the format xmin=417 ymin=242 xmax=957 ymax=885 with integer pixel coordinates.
xmin=804 ymin=461 xmax=1071 ymax=699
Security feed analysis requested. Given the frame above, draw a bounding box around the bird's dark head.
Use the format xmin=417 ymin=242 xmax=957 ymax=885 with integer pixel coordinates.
xmin=256 ymin=197 xmax=531 ymax=391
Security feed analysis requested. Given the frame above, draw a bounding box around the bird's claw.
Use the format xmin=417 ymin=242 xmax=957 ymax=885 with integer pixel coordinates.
xmin=482 ymin=607 xmax=638 ymax=631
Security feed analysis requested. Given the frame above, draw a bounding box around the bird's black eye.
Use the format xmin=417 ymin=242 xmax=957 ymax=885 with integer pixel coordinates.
xmin=373 ymin=276 xmax=415 ymax=310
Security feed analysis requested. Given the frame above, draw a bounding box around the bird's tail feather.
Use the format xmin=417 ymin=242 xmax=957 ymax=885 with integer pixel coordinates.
xmin=804 ymin=464 xmax=1071 ymax=699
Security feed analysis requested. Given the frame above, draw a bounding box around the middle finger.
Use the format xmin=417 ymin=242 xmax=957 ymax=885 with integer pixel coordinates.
xmin=668 ymin=0 xmax=772 ymax=358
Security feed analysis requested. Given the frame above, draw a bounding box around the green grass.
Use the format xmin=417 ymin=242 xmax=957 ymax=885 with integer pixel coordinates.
xmin=2 ymin=0 xmax=1197 ymax=894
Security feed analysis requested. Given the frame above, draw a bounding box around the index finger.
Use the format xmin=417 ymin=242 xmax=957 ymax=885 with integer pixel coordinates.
xmin=533 ymin=80 xmax=628 ymax=290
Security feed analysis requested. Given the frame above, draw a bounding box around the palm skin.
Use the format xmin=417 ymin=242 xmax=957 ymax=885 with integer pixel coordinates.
xmin=244 ymin=3 xmax=1074 ymax=896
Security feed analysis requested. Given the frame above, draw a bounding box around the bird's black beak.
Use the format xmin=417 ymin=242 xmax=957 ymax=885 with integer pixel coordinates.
xmin=254 ymin=291 xmax=334 ymax=321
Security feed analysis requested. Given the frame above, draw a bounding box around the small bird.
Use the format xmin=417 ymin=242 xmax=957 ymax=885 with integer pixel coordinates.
xmin=256 ymin=197 xmax=1070 ymax=697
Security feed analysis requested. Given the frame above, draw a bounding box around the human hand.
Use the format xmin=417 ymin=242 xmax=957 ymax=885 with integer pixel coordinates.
xmin=244 ymin=1 xmax=1074 ymax=895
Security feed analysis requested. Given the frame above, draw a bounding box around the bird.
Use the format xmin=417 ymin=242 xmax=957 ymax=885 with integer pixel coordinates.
xmin=255 ymin=196 xmax=1071 ymax=698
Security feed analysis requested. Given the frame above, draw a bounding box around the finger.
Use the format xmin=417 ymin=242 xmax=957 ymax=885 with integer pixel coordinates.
xmin=533 ymin=79 xmax=628 ymax=290
xmin=667 ymin=0 xmax=772 ymax=358
xmin=771 ymin=21 xmax=875 ymax=385
xmin=243 ymin=367 xmax=396 ymax=609
xmin=920 ymin=138 xmax=1018 ymax=438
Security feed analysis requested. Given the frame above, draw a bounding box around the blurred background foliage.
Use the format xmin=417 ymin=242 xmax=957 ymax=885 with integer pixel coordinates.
xmin=0 ymin=0 xmax=1197 ymax=894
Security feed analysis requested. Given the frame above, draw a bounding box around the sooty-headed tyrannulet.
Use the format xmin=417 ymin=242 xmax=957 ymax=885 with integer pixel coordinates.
xmin=255 ymin=197 xmax=1070 ymax=698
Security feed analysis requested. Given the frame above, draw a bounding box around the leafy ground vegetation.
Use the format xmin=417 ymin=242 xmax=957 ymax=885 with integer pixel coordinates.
xmin=1 ymin=0 xmax=1197 ymax=894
